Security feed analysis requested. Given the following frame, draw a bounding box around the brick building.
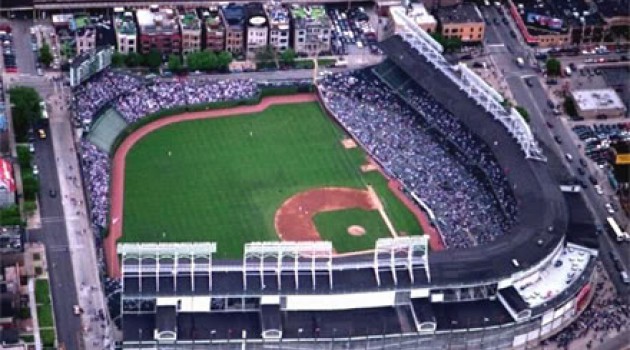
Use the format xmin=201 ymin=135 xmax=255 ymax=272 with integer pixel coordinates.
xmin=201 ymin=7 xmax=225 ymax=52
xmin=436 ymin=3 xmax=485 ymax=43
xmin=136 ymin=5 xmax=181 ymax=55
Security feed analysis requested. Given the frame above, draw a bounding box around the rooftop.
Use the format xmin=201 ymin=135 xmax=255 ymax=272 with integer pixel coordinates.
xmin=245 ymin=3 xmax=268 ymax=27
xmin=114 ymin=10 xmax=137 ymax=35
xmin=436 ymin=3 xmax=483 ymax=24
xmin=179 ymin=10 xmax=201 ymax=31
xmin=290 ymin=5 xmax=331 ymax=27
xmin=514 ymin=244 xmax=592 ymax=308
xmin=221 ymin=4 xmax=245 ymax=27
xmin=390 ymin=4 xmax=437 ymax=27
xmin=572 ymin=88 xmax=627 ymax=111
xmin=201 ymin=9 xmax=223 ymax=28
xmin=136 ymin=7 xmax=178 ymax=34
xmin=266 ymin=3 xmax=290 ymax=28
xmin=514 ymin=0 xmax=604 ymax=30
xmin=0 ymin=226 xmax=22 ymax=254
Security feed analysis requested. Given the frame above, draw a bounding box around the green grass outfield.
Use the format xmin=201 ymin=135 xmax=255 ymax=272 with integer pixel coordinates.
xmin=314 ymin=209 xmax=390 ymax=253
xmin=122 ymin=102 xmax=422 ymax=258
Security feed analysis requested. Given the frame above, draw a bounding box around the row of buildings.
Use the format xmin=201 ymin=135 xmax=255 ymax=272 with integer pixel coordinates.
xmin=114 ymin=3 xmax=331 ymax=58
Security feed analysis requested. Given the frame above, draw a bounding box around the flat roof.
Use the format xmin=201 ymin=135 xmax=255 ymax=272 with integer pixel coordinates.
xmin=390 ymin=4 xmax=437 ymax=26
xmin=436 ymin=3 xmax=483 ymax=24
xmin=514 ymin=244 xmax=591 ymax=308
xmin=291 ymin=5 xmax=331 ymax=27
xmin=572 ymin=88 xmax=626 ymax=111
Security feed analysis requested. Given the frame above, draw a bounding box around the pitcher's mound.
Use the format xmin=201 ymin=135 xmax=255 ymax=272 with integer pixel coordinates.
xmin=348 ymin=225 xmax=366 ymax=236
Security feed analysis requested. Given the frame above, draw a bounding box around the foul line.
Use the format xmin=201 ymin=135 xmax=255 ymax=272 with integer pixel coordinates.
xmin=367 ymin=185 xmax=398 ymax=238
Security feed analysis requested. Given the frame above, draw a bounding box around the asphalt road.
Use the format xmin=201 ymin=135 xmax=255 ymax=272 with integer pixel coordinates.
xmin=8 ymin=19 xmax=36 ymax=75
xmin=29 ymin=128 xmax=82 ymax=350
xmin=482 ymin=4 xmax=630 ymax=299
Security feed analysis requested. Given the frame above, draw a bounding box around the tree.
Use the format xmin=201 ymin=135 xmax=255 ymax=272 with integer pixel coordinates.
xmin=0 ymin=205 xmax=21 ymax=226
xmin=22 ymin=174 xmax=39 ymax=201
xmin=112 ymin=51 xmax=125 ymax=67
xmin=280 ymin=48 xmax=296 ymax=66
xmin=255 ymin=45 xmax=277 ymax=68
xmin=168 ymin=54 xmax=183 ymax=72
xmin=546 ymin=58 xmax=562 ymax=76
xmin=125 ymin=52 xmax=143 ymax=67
xmin=216 ymin=51 xmax=233 ymax=71
xmin=564 ymin=97 xmax=578 ymax=117
xmin=39 ymin=43 xmax=53 ymax=67
xmin=430 ymin=33 xmax=462 ymax=53
xmin=8 ymin=87 xmax=41 ymax=142
xmin=17 ymin=146 xmax=32 ymax=169
xmin=515 ymin=106 xmax=530 ymax=123
xmin=145 ymin=49 xmax=162 ymax=71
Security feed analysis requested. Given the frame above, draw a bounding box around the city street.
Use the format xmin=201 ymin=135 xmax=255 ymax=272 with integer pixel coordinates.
xmin=480 ymin=4 xmax=630 ymax=299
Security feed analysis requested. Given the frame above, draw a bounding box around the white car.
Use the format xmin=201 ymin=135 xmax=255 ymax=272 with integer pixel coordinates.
xmin=28 ymin=143 xmax=35 ymax=153
xmin=32 ymin=165 xmax=39 ymax=176
xmin=605 ymin=203 xmax=615 ymax=214
xmin=594 ymin=185 xmax=603 ymax=195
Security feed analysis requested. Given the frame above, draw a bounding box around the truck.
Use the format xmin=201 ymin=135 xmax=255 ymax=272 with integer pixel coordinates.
xmin=559 ymin=185 xmax=581 ymax=193
xmin=516 ymin=57 xmax=525 ymax=67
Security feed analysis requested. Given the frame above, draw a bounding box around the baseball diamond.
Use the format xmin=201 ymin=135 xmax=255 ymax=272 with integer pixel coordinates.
xmin=107 ymin=95 xmax=428 ymax=276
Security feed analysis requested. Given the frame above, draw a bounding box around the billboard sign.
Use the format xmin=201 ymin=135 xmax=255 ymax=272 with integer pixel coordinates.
xmin=526 ymin=13 xmax=564 ymax=30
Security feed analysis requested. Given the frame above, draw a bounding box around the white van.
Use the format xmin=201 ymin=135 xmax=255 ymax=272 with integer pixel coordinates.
xmin=565 ymin=153 xmax=573 ymax=162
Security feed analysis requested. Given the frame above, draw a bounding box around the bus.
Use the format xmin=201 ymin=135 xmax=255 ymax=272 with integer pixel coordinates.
xmin=39 ymin=101 xmax=49 ymax=120
xmin=606 ymin=217 xmax=630 ymax=242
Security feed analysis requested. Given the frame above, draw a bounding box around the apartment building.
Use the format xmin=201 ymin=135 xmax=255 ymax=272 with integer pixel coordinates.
xmin=290 ymin=5 xmax=332 ymax=56
xmin=436 ymin=3 xmax=485 ymax=43
xmin=201 ymin=7 xmax=225 ymax=52
xmin=221 ymin=4 xmax=245 ymax=55
xmin=388 ymin=3 xmax=438 ymax=35
xmin=245 ymin=3 xmax=269 ymax=58
xmin=265 ymin=2 xmax=290 ymax=52
xmin=113 ymin=8 xmax=137 ymax=54
xmin=179 ymin=9 xmax=202 ymax=55
xmin=136 ymin=5 xmax=181 ymax=55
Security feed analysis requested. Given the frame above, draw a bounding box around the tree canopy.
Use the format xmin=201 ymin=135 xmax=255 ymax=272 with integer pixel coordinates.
xmin=8 ymin=87 xmax=41 ymax=141
xmin=39 ymin=43 xmax=53 ymax=67
xmin=546 ymin=58 xmax=562 ymax=76
xmin=168 ymin=54 xmax=183 ymax=72
xmin=145 ymin=49 xmax=162 ymax=71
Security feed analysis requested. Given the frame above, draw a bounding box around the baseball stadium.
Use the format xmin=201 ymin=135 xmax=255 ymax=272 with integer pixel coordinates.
xmin=71 ymin=9 xmax=599 ymax=350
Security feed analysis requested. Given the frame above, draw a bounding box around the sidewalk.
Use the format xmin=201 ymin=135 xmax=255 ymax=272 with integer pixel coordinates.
xmin=47 ymin=87 xmax=113 ymax=348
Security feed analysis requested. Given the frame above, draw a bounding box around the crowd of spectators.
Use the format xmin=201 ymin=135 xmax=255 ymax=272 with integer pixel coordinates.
xmin=544 ymin=264 xmax=629 ymax=349
xmin=76 ymin=70 xmax=260 ymax=232
xmin=73 ymin=71 xmax=143 ymax=126
xmin=320 ymin=70 xmax=516 ymax=248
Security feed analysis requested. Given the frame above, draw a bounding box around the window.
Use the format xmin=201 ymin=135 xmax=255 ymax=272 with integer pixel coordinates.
xmin=33 ymin=253 xmax=41 ymax=261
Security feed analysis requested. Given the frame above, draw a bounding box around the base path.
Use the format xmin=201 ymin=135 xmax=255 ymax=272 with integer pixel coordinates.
xmin=274 ymin=187 xmax=377 ymax=242
xmin=105 ymin=94 xmax=317 ymax=278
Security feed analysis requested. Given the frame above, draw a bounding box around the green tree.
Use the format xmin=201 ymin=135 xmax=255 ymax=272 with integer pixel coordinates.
xmin=564 ymin=97 xmax=578 ymax=117
xmin=22 ymin=174 xmax=39 ymax=201
xmin=280 ymin=48 xmax=296 ymax=66
xmin=515 ymin=106 xmax=530 ymax=123
xmin=112 ymin=51 xmax=125 ymax=67
xmin=39 ymin=43 xmax=54 ymax=67
xmin=186 ymin=51 xmax=204 ymax=71
xmin=255 ymin=45 xmax=277 ymax=68
xmin=17 ymin=145 xmax=32 ymax=169
xmin=430 ymin=33 xmax=462 ymax=53
xmin=8 ymin=87 xmax=41 ymax=142
xmin=168 ymin=54 xmax=183 ymax=72
xmin=546 ymin=58 xmax=562 ymax=76
xmin=145 ymin=49 xmax=162 ymax=71
xmin=216 ymin=51 xmax=233 ymax=71
xmin=0 ymin=205 xmax=21 ymax=226
xmin=125 ymin=52 xmax=143 ymax=67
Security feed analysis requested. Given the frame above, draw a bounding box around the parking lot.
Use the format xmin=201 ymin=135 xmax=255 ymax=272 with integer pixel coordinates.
xmin=327 ymin=6 xmax=380 ymax=57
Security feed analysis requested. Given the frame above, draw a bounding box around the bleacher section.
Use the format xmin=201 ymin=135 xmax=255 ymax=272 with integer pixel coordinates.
xmin=87 ymin=107 xmax=128 ymax=153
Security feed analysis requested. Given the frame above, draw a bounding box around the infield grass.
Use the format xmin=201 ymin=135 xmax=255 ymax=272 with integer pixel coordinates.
xmin=122 ymin=102 xmax=422 ymax=257
xmin=314 ymin=209 xmax=390 ymax=253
